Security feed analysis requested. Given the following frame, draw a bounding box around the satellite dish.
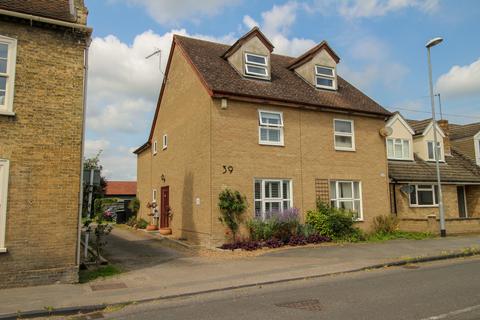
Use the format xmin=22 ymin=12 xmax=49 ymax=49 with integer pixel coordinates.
xmin=379 ymin=126 xmax=393 ymax=137
xmin=400 ymin=185 xmax=414 ymax=194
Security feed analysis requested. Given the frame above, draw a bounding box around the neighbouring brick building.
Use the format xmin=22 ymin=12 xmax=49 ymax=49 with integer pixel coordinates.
xmin=387 ymin=113 xmax=480 ymax=234
xmin=0 ymin=1 xmax=91 ymax=288
xmin=135 ymin=28 xmax=392 ymax=247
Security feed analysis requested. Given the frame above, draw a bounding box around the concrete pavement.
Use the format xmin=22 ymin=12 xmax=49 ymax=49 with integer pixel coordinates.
xmin=0 ymin=228 xmax=479 ymax=319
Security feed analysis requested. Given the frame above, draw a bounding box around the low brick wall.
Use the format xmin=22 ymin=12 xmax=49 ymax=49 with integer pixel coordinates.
xmin=399 ymin=217 xmax=480 ymax=235
xmin=0 ymin=265 xmax=78 ymax=289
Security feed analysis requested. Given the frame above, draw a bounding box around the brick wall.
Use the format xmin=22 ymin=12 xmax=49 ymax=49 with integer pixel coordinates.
xmin=0 ymin=11 xmax=88 ymax=288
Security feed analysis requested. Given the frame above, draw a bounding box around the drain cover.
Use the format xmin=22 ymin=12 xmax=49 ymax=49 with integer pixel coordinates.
xmin=276 ymin=299 xmax=322 ymax=311
xmin=90 ymin=282 xmax=127 ymax=291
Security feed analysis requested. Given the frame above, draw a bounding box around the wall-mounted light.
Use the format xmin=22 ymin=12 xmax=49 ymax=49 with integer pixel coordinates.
xmin=161 ymin=174 xmax=166 ymax=183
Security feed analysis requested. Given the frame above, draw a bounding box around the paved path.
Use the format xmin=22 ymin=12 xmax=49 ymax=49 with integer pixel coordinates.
xmin=0 ymin=229 xmax=479 ymax=318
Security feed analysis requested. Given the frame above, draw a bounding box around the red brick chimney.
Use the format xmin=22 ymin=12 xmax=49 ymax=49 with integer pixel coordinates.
xmin=437 ymin=119 xmax=451 ymax=156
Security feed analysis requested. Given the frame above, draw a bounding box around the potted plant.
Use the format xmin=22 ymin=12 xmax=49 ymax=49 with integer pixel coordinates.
xmin=159 ymin=206 xmax=173 ymax=235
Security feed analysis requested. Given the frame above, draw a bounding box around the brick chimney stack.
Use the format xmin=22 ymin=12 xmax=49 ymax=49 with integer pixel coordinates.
xmin=437 ymin=119 xmax=451 ymax=156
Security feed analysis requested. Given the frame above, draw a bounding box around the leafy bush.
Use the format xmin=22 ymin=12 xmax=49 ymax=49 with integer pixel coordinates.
xmin=246 ymin=208 xmax=300 ymax=242
xmin=220 ymin=241 xmax=263 ymax=251
xmin=264 ymin=238 xmax=284 ymax=248
xmin=372 ymin=215 xmax=399 ymax=234
xmin=136 ymin=218 xmax=148 ymax=229
xmin=305 ymin=200 xmax=363 ymax=241
xmin=218 ymin=189 xmax=247 ymax=242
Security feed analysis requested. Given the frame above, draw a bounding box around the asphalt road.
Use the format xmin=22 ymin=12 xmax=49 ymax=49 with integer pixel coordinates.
xmin=97 ymin=257 xmax=480 ymax=320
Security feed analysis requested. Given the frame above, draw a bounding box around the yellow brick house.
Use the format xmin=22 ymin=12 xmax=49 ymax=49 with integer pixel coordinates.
xmin=135 ymin=28 xmax=393 ymax=247
xmin=0 ymin=1 xmax=91 ymax=288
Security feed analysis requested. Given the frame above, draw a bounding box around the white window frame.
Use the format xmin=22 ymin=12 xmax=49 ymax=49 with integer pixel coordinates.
xmin=334 ymin=119 xmax=355 ymax=151
xmin=0 ymin=36 xmax=17 ymax=116
xmin=387 ymin=138 xmax=411 ymax=160
xmin=409 ymin=184 xmax=439 ymax=207
xmin=244 ymin=52 xmax=269 ymax=79
xmin=427 ymin=141 xmax=443 ymax=161
xmin=330 ymin=180 xmax=363 ymax=221
xmin=315 ymin=65 xmax=336 ymax=90
xmin=153 ymin=140 xmax=158 ymax=155
xmin=152 ymin=189 xmax=157 ymax=202
xmin=474 ymin=134 xmax=480 ymax=166
xmin=0 ymin=159 xmax=10 ymax=253
xmin=162 ymin=134 xmax=168 ymax=150
xmin=254 ymin=179 xmax=293 ymax=220
xmin=258 ymin=110 xmax=284 ymax=146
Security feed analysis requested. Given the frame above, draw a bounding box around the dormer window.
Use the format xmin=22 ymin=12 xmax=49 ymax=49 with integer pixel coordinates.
xmin=475 ymin=135 xmax=480 ymax=166
xmin=245 ymin=53 xmax=269 ymax=79
xmin=427 ymin=141 xmax=442 ymax=161
xmin=315 ymin=65 xmax=335 ymax=90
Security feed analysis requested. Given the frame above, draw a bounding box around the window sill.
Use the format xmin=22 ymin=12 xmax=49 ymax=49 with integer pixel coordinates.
xmin=0 ymin=248 xmax=7 ymax=253
xmin=259 ymin=142 xmax=284 ymax=147
xmin=0 ymin=110 xmax=15 ymax=117
xmin=388 ymin=158 xmax=414 ymax=161
xmin=409 ymin=205 xmax=439 ymax=208
xmin=335 ymin=147 xmax=355 ymax=152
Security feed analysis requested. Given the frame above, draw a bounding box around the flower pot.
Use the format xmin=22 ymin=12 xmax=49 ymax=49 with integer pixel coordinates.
xmin=159 ymin=227 xmax=172 ymax=235
xmin=146 ymin=225 xmax=158 ymax=231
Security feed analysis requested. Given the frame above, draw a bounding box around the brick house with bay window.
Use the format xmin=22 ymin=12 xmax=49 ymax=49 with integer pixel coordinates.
xmin=135 ymin=28 xmax=393 ymax=247
xmin=0 ymin=1 xmax=91 ymax=288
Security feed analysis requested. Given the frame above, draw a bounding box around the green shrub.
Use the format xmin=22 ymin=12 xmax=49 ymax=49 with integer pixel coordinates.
xmin=246 ymin=219 xmax=265 ymax=241
xmin=372 ymin=215 xmax=399 ymax=234
xmin=218 ymin=189 xmax=247 ymax=242
xmin=136 ymin=218 xmax=148 ymax=229
xmin=246 ymin=208 xmax=301 ymax=242
xmin=305 ymin=200 xmax=363 ymax=241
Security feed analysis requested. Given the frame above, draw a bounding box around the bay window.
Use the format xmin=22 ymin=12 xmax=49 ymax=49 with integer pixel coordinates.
xmin=409 ymin=184 xmax=439 ymax=207
xmin=258 ymin=110 xmax=284 ymax=146
xmin=387 ymin=138 xmax=410 ymax=160
xmin=330 ymin=180 xmax=363 ymax=220
xmin=254 ymin=179 xmax=292 ymax=220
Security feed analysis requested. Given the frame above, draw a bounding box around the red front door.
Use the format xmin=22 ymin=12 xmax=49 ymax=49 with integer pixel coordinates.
xmin=160 ymin=186 xmax=169 ymax=228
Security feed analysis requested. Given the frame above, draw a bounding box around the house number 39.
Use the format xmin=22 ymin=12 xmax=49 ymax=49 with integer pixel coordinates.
xmin=222 ymin=165 xmax=234 ymax=174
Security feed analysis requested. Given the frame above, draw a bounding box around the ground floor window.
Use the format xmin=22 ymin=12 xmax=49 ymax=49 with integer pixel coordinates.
xmin=329 ymin=180 xmax=363 ymax=220
xmin=254 ymin=179 xmax=292 ymax=220
xmin=0 ymin=159 xmax=9 ymax=252
xmin=409 ymin=184 xmax=438 ymax=207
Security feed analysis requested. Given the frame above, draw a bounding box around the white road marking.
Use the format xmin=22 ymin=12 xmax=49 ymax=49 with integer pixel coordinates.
xmin=421 ymin=304 xmax=480 ymax=320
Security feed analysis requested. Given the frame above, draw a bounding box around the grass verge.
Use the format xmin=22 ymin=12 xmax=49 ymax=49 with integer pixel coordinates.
xmin=79 ymin=265 xmax=122 ymax=283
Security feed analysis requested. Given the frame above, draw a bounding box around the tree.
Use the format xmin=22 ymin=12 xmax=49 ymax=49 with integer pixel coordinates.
xmin=218 ymin=189 xmax=247 ymax=242
xmin=128 ymin=197 xmax=140 ymax=216
xmin=82 ymin=150 xmax=107 ymax=218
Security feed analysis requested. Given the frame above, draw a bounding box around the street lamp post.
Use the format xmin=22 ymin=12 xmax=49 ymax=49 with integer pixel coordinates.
xmin=426 ymin=37 xmax=446 ymax=237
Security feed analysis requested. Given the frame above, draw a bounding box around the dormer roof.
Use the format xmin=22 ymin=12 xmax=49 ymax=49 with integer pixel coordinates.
xmin=221 ymin=27 xmax=274 ymax=59
xmin=287 ymin=41 xmax=340 ymax=70
xmin=450 ymin=122 xmax=480 ymax=140
xmin=406 ymin=118 xmax=446 ymax=137
xmin=386 ymin=112 xmax=415 ymax=135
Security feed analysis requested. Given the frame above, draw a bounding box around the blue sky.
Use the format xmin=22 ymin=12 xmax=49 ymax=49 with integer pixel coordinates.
xmin=83 ymin=0 xmax=480 ymax=180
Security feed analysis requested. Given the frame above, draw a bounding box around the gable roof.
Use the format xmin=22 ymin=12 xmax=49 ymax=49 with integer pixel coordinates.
xmin=287 ymin=41 xmax=340 ymax=70
xmin=450 ymin=122 xmax=480 ymax=140
xmin=386 ymin=112 xmax=415 ymax=135
xmin=105 ymin=181 xmax=137 ymax=196
xmin=221 ymin=27 xmax=274 ymax=59
xmin=0 ymin=0 xmax=77 ymax=23
xmin=389 ymin=149 xmax=480 ymax=183
xmin=176 ymin=35 xmax=389 ymax=115
xmin=406 ymin=118 xmax=445 ymax=137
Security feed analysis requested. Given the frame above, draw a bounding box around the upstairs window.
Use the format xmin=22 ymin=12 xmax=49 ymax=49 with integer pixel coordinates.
xmin=330 ymin=180 xmax=363 ymax=220
xmin=245 ymin=53 xmax=269 ymax=78
xmin=0 ymin=36 xmax=17 ymax=115
xmin=254 ymin=179 xmax=292 ymax=220
xmin=409 ymin=184 xmax=438 ymax=207
xmin=334 ymin=119 xmax=355 ymax=151
xmin=315 ymin=65 xmax=335 ymax=90
xmin=162 ymin=134 xmax=168 ymax=150
xmin=258 ymin=110 xmax=284 ymax=146
xmin=475 ymin=136 xmax=480 ymax=166
xmin=387 ymin=138 xmax=410 ymax=160
xmin=153 ymin=140 xmax=158 ymax=155
xmin=427 ymin=141 xmax=442 ymax=161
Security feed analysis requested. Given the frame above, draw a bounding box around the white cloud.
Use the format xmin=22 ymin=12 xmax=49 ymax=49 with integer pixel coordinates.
xmin=307 ymin=0 xmax=439 ymax=18
xmin=243 ymin=2 xmax=316 ymax=56
xmin=117 ymin=0 xmax=239 ymax=25
xmin=436 ymin=58 xmax=480 ymax=99
xmin=84 ymin=139 xmax=111 ymax=158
